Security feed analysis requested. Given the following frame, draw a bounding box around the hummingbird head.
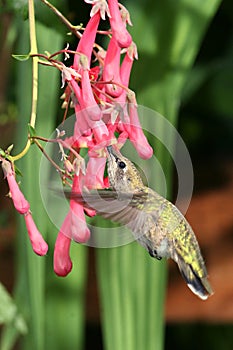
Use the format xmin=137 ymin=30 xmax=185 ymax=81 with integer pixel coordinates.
xmin=106 ymin=146 xmax=144 ymax=192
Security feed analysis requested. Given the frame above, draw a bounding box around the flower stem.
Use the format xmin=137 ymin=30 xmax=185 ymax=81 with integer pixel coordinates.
xmin=33 ymin=138 xmax=65 ymax=175
xmin=8 ymin=139 xmax=31 ymax=162
xmin=40 ymin=0 xmax=82 ymax=38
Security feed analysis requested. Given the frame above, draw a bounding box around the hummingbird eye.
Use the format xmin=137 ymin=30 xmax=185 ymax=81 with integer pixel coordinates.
xmin=118 ymin=161 xmax=126 ymax=169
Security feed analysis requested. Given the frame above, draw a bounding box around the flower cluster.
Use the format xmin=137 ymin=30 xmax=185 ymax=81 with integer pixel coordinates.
xmin=1 ymin=0 xmax=153 ymax=276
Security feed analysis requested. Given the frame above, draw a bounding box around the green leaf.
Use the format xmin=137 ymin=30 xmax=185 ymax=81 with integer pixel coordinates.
xmin=1 ymin=19 xmax=87 ymax=350
xmin=6 ymin=144 xmax=14 ymax=153
xmin=14 ymin=165 xmax=23 ymax=177
xmin=12 ymin=53 xmax=30 ymax=61
xmin=0 ymin=283 xmax=27 ymax=334
xmin=97 ymin=1 xmax=223 ymax=350
xmin=0 ymin=148 xmax=6 ymax=156
xmin=27 ymin=124 xmax=36 ymax=138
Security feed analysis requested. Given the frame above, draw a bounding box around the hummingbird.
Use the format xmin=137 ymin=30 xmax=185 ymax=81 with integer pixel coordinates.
xmin=67 ymin=145 xmax=213 ymax=300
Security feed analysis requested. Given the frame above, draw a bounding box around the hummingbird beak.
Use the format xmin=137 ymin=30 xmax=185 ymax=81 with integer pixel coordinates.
xmin=106 ymin=145 xmax=119 ymax=161
xmin=106 ymin=145 xmax=113 ymax=154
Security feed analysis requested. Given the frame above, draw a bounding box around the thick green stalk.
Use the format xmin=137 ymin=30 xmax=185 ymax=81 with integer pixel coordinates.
xmin=1 ymin=18 xmax=87 ymax=349
xmin=13 ymin=22 xmax=62 ymax=350
xmin=96 ymin=1 xmax=222 ymax=350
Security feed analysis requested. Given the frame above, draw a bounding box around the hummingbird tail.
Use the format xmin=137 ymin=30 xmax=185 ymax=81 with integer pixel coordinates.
xmin=177 ymin=259 xmax=213 ymax=300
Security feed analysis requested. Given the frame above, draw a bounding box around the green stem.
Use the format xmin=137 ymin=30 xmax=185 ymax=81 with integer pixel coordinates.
xmin=28 ymin=0 xmax=39 ymax=129
xmin=8 ymin=0 xmax=39 ymax=163
xmin=8 ymin=139 xmax=31 ymax=162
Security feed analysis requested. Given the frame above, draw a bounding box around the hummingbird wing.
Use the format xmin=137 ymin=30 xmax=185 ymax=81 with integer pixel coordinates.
xmin=65 ymin=189 xmax=170 ymax=257
xmin=62 ymin=189 xmax=178 ymax=245
xmin=62 ymin=189 xmax=148 ymax=229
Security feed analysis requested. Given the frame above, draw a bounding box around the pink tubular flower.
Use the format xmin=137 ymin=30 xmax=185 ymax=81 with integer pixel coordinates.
xmin=72 ymin=92 xmax=92 ymax=138
xmin=48 ymin=0 xmax=154 ymax=276
xmin=120 ymin=42 xmax=138 ymax=87
xmin=70 ymin=205 xmax=91 ymax=243
xmin=54 ymin=229 xmax=72 ymax=277
xmin=24 ymin=212 xmax=48 ymax=256
xmin=126 ymin=95 xmax=153 ymax=159
xmin=80 ymin=55 xmax=102 ymax=121
xmin=73 ymin=11 xmax=100 ymax=69
xmin=91 ymin=119 xmax=109 ymax=143
xmin=61 ymin=175 xmax=91 ymax=243
xmin=2 ymin=160 xmax=30 ymax=214
xmin=73 ymin=116 xmax=91 ymax=146
xmin=70 ymin=176 xmax=91 ymax=243
xmin=84 ymin=156 xmax=107 ymax=189
xmin=108 ymin=0 xmax=132 ymax=48
xmin=67 ymin=66 xmax=102 ymax=126
xmin=68 ymin=79 xmax=92 ymax=138
xmin=103 ymin=37 xmax=123 ymax=98
xmin=84 ymin=206 xmax=96 ymax=218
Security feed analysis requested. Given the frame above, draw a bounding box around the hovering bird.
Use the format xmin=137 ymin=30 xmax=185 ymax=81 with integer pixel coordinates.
xmin=66 ymin=145 xmax=213 ymax=300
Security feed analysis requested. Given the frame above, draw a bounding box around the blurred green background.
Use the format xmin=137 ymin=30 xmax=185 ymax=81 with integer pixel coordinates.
xmin=0 ymin=0 xmax=232 ymax=349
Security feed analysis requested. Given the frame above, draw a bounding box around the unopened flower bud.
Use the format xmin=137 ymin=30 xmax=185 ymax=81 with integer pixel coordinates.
xmin=24 ymin=212 xmax=48 ymax=256
xmin=2 ymin=160 xmax=30 ymax=214
xmin=54 ymin=227 xmax=72 ymax=276
xmin=64 ymin=159 xmax=74 ymax=174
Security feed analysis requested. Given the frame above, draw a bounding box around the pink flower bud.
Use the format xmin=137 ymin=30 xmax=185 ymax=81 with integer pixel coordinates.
xmin=108 ymin=0 xmax=132 ymax=48
xmin=2 ymin=160 xmax=30 ymax=214
xmin=24 ymin=212 xmax=48 ymax=256
xmin=64 ymin=159 xmax=74 ymax=174
xmin=54 ymin=229 xmax=72 ymax=277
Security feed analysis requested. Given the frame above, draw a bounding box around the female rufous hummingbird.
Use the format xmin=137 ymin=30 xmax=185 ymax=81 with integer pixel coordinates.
xmin=66 ymin=145 xmax=213 ymax=300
